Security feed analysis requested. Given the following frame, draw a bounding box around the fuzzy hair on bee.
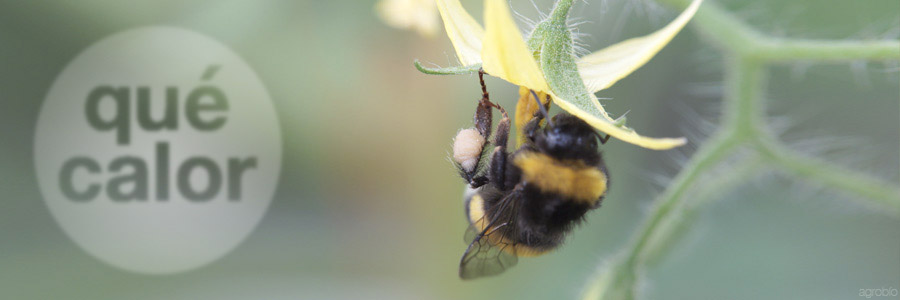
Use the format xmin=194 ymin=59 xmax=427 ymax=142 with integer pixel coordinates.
xmin=452 ymin=70 xmax=610 ymax=280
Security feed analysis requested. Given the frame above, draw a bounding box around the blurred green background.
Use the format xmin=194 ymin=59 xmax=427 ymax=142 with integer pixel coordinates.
xmin=0 ymin=0 xmax=897 ymax=299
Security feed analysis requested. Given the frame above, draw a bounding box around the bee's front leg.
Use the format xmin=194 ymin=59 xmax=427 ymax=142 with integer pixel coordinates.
xmin=523 ymin=115 xmax=543 ymax=144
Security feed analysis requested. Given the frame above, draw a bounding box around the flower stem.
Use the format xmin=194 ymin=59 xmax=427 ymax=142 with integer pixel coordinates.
xmin=582 ymin=133 xmax=741 ymax=300
xmin=658 ymin=0 xmax=900 ymax=62
xmin=580 ymin=1 xmax=900 ymax=298
xmin=755 ymin=137 xmax=900 ymax=216
xmin=723 ymin=56 xmax=766 ymax=137
xmin=755 ymin=39 xmax=900 ymax=62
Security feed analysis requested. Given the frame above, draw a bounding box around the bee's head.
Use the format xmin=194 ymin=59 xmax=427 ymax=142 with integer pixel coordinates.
xmin=532 ymin=113 xmax=600 ymax=160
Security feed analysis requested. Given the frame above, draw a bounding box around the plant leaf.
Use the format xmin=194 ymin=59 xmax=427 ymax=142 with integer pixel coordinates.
xmin=578 ymin=0 xmax=703 ymax=93
xmin=435 ymin=0 xmax=484 ymax=66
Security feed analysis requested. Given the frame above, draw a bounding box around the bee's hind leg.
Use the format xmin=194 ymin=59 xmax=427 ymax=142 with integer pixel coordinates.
xmin=453 ymin=69 xmax=496 ymax=188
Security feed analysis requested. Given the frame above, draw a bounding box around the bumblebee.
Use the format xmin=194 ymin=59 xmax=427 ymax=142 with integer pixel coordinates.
xmin=451 ymin=70 xmax=610 ymax=279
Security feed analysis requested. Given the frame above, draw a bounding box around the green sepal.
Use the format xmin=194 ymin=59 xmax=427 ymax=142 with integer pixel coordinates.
xmin=414 ymin=60 xmax=481 ymax=75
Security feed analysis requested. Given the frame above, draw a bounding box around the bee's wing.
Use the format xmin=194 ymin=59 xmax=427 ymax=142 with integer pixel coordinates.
xmin=459 ymin=223 xmax=519 ymax=279
xmin=459 ymin=191 xmax=521 ymax=280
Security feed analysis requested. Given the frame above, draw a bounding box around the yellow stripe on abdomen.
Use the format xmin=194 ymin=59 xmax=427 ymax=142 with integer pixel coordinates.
xmin=513 ymin=152 xmax=607 ymax=204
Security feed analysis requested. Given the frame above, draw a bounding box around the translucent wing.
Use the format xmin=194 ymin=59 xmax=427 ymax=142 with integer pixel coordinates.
xmin=459 ymin=222 xmax=518 ymax=279
xmin=459 ymin=189 xmax=521 ymax=279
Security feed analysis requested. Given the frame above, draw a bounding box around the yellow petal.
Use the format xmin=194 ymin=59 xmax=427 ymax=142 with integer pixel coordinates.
xmin=550 ymin=91 xmax=686 ymax=150
xmin=435 ymin=0 xmax=484 ymax=66
xmin=376 ymin=0 xmax=440 ymax=37
xmin=577 ymin=0 xmax=702 ymax=93
xmin=481 ymin=0 xmax=549 ymax=92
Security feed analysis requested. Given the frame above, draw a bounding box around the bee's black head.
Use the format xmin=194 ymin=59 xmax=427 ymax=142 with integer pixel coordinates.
xmin=532 ymin=113 xmax=601 ymax=161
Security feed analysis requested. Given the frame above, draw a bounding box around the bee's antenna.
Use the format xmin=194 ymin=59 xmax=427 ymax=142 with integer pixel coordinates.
xmin=530 ymin=90 xmax=552 ymax=127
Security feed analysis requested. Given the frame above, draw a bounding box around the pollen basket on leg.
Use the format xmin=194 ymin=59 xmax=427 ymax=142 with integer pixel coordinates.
xmin=453 ymin=128 xmax=485 ymax=172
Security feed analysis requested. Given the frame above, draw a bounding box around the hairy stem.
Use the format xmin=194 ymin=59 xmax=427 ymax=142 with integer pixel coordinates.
xmin=755 ymin=137 xmax=900 ymax=215
xmin=581 ymin=1 xmax=900 ymax=299
xmin=642 ymin=154 xmax=765 ymax=267
xmin=582 ymin=133 xmax=740 ymax=300
xmin=723 ymin=56 xmax=766 ymax=137
xmin=755 ymin=39 xmax=900 ymax=62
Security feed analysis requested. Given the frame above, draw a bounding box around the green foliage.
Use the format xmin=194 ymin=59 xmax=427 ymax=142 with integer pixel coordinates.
xmin=537 ymin=1 xmax=625 ymax=130
xmin=414 ymin=60 xmax=481 ymax=75
xmin=580 ymin=1 xmax=900 ymax=299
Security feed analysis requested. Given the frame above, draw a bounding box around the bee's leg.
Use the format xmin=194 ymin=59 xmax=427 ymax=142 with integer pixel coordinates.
xmin=454 ymin=69 xmax=495 ymax=188
xmin=599 ymin=134 xmax=611 ymax=144
xmin=522 ymin=115 xmax=543 ymax=143
xmin=454 ymin=102 xmax=493 ymax=188
xmin=469 ymin=175 xmax=489 ymax=188
xmin=473 ymin=71 xmax=493 ymax=140
xmin=487 ymin=106 xmax=512 ymax=191
xmin=521 ymin=91 xmax=549 ymax=144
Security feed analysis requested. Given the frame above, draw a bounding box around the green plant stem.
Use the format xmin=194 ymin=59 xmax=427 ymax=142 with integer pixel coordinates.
xmin=627 ymin=132 xmax=739 ymax=270
xmin=659 ymin=0 xmax=900 ymax=62
xmin=756 ymin=39 xmax=900 ymax=62
xmin=690 ymin=2 xmax=762 ymax=55
xmin=581 ymin=149 xmax=763 ymax=300
xmin=580 ymin=1 xmax=900 ymax=299
xmin=642 ymin=154 xmax=765 ymax=267
xmin=723 ymin=56 xmax=766 ymax=137
xmin=627 ymin=133 xmax=740 ymax=265
xmin=581 ymin=59 xmax=751 ymax=298
xmin=688 ymin=155 xmax=765 ymax=208
xmin=755 ymin=137 xmax=900 ymax=215
xmin=581 ymin=133 xmax=741 ymax=300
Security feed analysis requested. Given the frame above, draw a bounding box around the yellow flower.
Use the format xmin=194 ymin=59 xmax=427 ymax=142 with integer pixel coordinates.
xmin=377 ymin=0 xmax=440 ymax=37
xmin=432 ymin=0 xmax=703 ymax=150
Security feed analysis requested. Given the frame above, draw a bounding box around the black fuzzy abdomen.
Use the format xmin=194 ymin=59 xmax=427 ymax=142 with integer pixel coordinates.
xmin=515 ymin=184 xmax=592 ymax=250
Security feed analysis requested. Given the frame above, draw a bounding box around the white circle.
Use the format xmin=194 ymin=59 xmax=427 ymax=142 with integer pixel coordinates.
xmin=34 ymin=26 xmax=281 ymax=274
